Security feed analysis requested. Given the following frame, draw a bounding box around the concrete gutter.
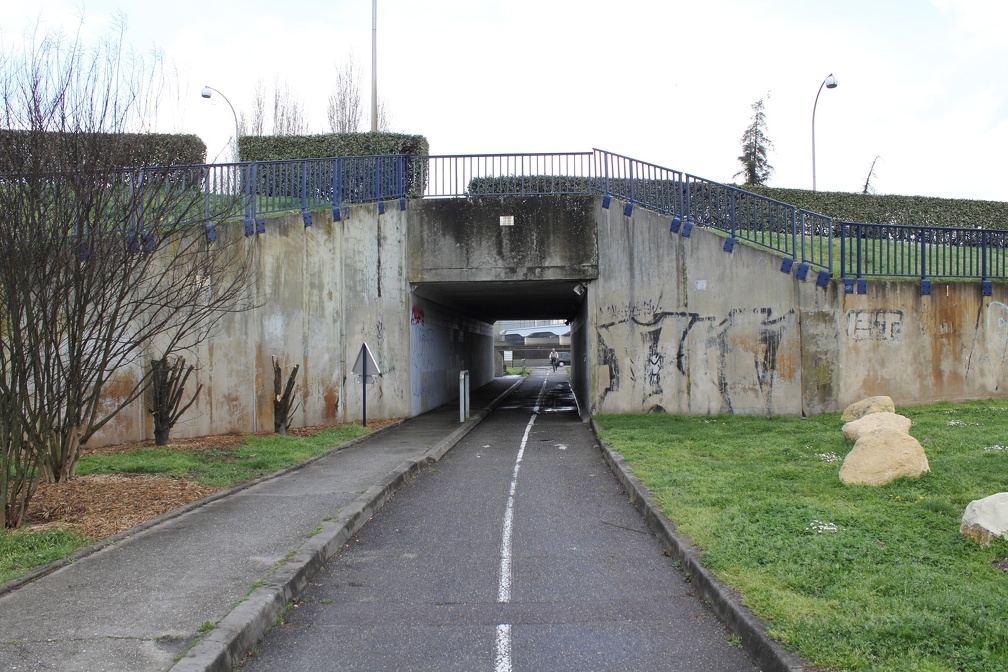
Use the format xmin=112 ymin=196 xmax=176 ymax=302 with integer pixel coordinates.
xmin=171 ymin=377 xmax=524 ymax=672
xmin=591 ymin=419 xmax=810 ymax=672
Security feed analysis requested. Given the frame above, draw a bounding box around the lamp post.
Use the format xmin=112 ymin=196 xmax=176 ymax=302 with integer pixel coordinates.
xmin=201 ymin=85 xmax=240 ymax=161
xmin=811 ymin=73 xmax=838 ymax=192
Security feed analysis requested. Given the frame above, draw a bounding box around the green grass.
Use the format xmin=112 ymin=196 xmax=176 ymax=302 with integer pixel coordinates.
xmin=0 ymin=528 xmax=93 ymax=584
xmin=76 ymin=424 xmax=372 ymax=486
xmin=724 ymin=226 xmax=1008 ymax=282
xmin=595 ymin=401 xmax=1008 ymax=672
xmin=1 ymin=424 xmax=374 ymax=583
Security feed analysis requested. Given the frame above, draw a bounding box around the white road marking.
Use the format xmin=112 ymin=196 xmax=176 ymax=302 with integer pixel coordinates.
xmin=493 ymin=378 xmax=547 ymax=671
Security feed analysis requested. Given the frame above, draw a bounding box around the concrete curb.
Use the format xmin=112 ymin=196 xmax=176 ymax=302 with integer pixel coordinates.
xmin=590 ymin=419 xmax=809 ymax=672
xmin=171 ymin=377 xmax=524 ymax=672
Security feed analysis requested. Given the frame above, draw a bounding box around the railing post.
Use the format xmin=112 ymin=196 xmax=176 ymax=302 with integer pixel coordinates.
xmin=334 ymin=157 xmax=342 ymax=207
xmin=981 ymin=229 xmax=989 ymax=282
xmin=855 ymin=223 xmax=862 ymax=280
xmin=794 ymin=208 xmax=801 ymax=266
xmin=299 ymin=159 xmax=307 ymax=212
xmin=920 ymin=227 xmax=928 ymax=280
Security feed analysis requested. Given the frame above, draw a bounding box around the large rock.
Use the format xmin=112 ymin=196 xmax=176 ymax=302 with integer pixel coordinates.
xmin=842 ymin=396 xmax=896 ymax=422
xmin=961 ymin=493 xmax=1008 ymax=546
xmin=839 ymin=427 xmax=930 ymax=486
xmin=842 ymin=412 xmax=912 ymax=442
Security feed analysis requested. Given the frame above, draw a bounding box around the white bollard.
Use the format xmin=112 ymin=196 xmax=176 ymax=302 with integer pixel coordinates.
xmin=459 ymin=370 xmax=471 ymax=422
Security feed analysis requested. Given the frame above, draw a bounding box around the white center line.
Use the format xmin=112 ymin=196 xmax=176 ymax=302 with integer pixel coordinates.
xmin=493 ymin=378 xmax=547 ymax=671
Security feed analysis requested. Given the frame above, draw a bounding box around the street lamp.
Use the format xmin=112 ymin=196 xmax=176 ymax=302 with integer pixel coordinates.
xmin=811 ymin=73 xmax=838 ymax=192
xmin=201 ymin=85 xmax=240 ymax=161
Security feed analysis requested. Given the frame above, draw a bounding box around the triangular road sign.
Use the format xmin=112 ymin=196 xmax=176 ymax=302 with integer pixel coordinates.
xmin=351 ymin=343 xmax=381 ymax=377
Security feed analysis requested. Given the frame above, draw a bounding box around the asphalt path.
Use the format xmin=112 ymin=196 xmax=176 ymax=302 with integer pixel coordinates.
xmin=239 ymin=369 xmax=758 ymax=671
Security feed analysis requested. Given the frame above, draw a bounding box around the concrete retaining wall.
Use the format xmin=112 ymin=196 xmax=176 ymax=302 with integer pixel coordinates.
xmin=93 ymin=193 xmax=1008 ymax=446
xmin=590 ymin=198 xmax=1008 ymax=415
xmin=93 ymin=203 xmax=493 ymax=447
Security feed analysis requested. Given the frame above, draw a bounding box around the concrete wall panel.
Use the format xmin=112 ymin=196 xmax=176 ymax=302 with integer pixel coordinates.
xmin=591 ymin=199 xmax=804 ymax=416
xmin=89 ymin=192 xmax=1008 ymax=448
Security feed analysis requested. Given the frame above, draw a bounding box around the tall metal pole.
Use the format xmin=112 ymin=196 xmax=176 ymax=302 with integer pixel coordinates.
xmin=371 ymin=0 xmax=378 ymax=133
xmin=812 ymin=73 xmax=838 ymax=192
xmin=201 ymin=85 xmax=240 ymax=161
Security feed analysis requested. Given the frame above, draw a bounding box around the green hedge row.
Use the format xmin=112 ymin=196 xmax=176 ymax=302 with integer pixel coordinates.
xmin=746 ymin=185 xmax=1008 ymax=231
xmin=0 ymin=130 xmax=206 ymax=170
xmin=237 ymin=132 xmax=429 ymax=162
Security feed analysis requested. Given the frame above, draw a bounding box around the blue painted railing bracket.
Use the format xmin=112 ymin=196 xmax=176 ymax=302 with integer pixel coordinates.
xmin=796 ymin=263 xmax=810 ymax=281
xmin=816 ymin=269 xmax=830 ymax=288
xmin=723 ymin=237 xmax=735 ymax=253
xmin=670 ymin=217 xmax=682 ymax=234
xmin=781 ymin=258 xmax=795 ymax=274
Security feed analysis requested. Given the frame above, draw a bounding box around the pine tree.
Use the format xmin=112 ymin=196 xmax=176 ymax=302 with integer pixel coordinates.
xmin=735 ymin=98 xmax=774 ymax=187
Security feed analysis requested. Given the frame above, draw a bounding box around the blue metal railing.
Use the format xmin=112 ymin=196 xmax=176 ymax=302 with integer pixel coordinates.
xmin=591 ymin=149 xmax=832 ymax=275
xmin=151 ymin=150 xmax=1004 ymax=286
xmin=839 ymin=222 xmax=1008 ymax=283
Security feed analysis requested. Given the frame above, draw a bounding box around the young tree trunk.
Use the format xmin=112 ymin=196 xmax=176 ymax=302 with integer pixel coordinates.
xmin=150 ymin=357 xmax=201 ymax=447
xmin=272 ymin=356 xmax=300 ymax=435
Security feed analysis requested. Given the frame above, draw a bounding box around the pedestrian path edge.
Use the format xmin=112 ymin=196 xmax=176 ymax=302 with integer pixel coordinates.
xmin=170 ymin=376 xmax=524 ymax=672
xmin=590 ymin=419 xmax=810 ymax=672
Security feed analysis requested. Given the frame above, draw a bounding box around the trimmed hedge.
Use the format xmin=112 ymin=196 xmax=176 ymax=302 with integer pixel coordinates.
xmin=0 ymin=130 xmax=206 ymax=170
xmin=237 ymin=132 xmax=428 ymax=162
xmin=746 ymin=185 xmax=1008 ymax=231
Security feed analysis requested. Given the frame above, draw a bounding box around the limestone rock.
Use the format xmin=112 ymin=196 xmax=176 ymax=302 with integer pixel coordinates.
xmin=841 ymin=396 xmax=896 ymax=422
xmin=839 ymin=427 xmax=930 ymax=486
xmin=961 ymin=492 xmax=1008 ymax=546
xmin=842 ymin=412 xmax=912 ymax=442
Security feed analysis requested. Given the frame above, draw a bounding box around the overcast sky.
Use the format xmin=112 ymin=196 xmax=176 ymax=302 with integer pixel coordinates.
xmin=2 ymin=0 xmax=1006 ymax=202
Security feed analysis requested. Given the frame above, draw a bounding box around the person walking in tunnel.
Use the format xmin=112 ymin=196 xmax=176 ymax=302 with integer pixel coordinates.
xmin=549 ymin=348 xmax=559 ymax=372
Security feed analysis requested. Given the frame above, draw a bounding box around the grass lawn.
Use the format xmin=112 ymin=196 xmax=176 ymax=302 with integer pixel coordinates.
xmin=595 ymin=401 xmax=1008 ymax=672
xmin=0 ymin=424 xmax=373 ymax=585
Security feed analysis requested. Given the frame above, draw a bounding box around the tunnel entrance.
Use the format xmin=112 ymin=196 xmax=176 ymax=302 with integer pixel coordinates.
xmin=410 ymin=278 xmax=591 ymax=419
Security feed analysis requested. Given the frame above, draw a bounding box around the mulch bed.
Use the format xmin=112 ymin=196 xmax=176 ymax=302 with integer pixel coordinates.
xmin=20 ymin=419 xmax=401 ymax=539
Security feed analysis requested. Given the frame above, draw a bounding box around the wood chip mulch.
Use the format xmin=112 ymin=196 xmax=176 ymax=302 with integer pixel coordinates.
xmin=20 ymin=419 xmax=401 ymax=540
xmin=23 ymin=474 xmax=221 ymax=540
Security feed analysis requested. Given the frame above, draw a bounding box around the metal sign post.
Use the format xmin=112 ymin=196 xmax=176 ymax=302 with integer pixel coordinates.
xmin=351 ymin=343 xmax=382 ymax=427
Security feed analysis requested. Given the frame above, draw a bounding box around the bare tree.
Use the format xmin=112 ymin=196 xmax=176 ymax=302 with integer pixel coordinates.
xmin=377 ymin=98 xmax=392 ymax=133
xmin=249 ymin=80 xmax=266 ymax=136
xmin=327 ymin=53 xmax=392 ymax=133
xmin=0 ymin=22 xmax=259 ymax=526
xmin=862 ymin=155 xmax=881 ymax=195
xmin=272 ymin=78 xmax=306 ymax=136
xmin=327 ymin=53 xmax=364 ymax=133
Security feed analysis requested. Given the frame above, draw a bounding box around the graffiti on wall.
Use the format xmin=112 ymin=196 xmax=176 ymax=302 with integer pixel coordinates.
xmin=846 ymin=309 xmax=904 ymax=342
xmin=597 ymin=301 xmax=796 ymax=414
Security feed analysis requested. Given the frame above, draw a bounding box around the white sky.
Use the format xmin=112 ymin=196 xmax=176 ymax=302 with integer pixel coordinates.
xmin=1 ymin=0 xmax=1006 ymax=202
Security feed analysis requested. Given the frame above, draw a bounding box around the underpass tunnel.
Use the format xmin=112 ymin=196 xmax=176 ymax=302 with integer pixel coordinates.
xmin=410 ymin=279 xmax=591 ymax=419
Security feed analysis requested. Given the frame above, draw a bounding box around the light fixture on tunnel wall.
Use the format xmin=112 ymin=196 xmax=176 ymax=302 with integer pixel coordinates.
xmin=500 ymin=215 xmax=514 ymax=226
xmin=573 ymin=283 xmax=586 ymax=297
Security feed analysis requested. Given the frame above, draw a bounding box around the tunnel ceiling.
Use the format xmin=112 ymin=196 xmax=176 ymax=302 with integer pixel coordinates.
xmin=411 ymin=280 xmax=587 ymax=323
